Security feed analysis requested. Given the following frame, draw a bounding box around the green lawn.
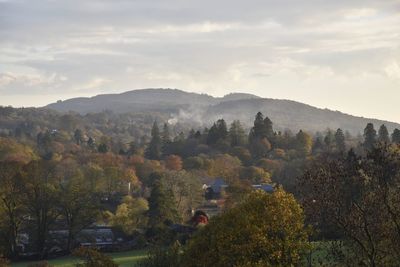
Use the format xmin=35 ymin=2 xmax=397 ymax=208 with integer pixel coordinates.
xmin=11 ymin=249 xmax=148 ymax=267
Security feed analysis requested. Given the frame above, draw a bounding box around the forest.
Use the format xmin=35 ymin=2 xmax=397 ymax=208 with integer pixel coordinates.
xmin=1 ymin=105 xmax=400 ymax=266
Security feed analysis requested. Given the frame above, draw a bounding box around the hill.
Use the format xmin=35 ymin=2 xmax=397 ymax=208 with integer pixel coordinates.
xmin=46 ymin=88 xmax=400 ymax=134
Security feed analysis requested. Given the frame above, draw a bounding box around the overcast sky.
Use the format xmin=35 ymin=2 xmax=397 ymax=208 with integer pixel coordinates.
xmin=1 ymin=0 xmax=400 ymax=122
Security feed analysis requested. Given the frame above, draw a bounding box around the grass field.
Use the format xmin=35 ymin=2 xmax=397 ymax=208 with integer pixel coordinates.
xmin=11 ymin=249 xmax=148 ymax=267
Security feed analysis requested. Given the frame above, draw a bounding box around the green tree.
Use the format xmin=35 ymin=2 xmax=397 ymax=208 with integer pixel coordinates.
xmin=161 ymin=123 xmax=171 ymax=156
xmin=229 ymin=120 xmax=247 ymax=147
xmin=73 ymin=247 xmax=117 ymax=267
xmin=296 ymin=130 xmax=312 ymax=157
xmin=160 ymin=171 xmax=203 ymax=221
xmin=378 ymin=124 xmax=390 ymax=143
xmin=182 ymin=188 xmax=310 ymax=267
xmin=146 ymin=122 xmax=162 ymax=160
xmin=392 ymin=128 xmax=400 ymax=144
xmin=299 ymin=145 xmax=400 ymax=266
xmin=21 ymin=160 xmax=59 ymax=258
xmin=207 ymin=119 xmax=228 ymax=145
xmin=0 ymin=162 xmax=24 ymax=258
xmin=108 ymin=196 xmax=148 ymax=235
xmin=97 ymin=143 xmax=109 ymax=153
xmin=73 ymin=129 xmax=84 ymax=145
xmin=324 ymin=129 xmax=335 ymax=149
xmin=252 ymin=112 xmax=268 ymax=138
xmin=335 ymin=128 xmax=346 ymax=152
xmin=57 ymin=170 xmax=100 ymax=251
xmin=147 ymin=180 xmax=180 ymax=227
xmin=363 ymin=123 xmax=377 ymax=150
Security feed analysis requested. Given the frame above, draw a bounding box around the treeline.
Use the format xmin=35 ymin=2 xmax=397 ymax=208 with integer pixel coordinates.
xmin=2 ymin=107 xmax=400 ymax=265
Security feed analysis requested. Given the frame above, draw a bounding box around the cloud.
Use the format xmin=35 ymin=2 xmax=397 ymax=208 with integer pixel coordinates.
xmin=0 ymin=0 xmax=400 ymax=122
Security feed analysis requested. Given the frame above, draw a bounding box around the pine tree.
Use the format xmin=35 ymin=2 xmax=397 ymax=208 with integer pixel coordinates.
xmin=335 ymin=128 xmax=346 ymax=152
xmin=253 ymin=112 xmax=268 ymax=138
xmin=264 ymin=116 xmax=274 ymax=139
xmin=216 ymin=119 xmax=228 ymax=140
xmin=74 ymin=129 xmax=84 ymax=145
xmin=148 ymin=180 xmax=180 ymax=227
xmin=207 ymin=119 xmax=228 ymax=145
xmin=378 ymin=124 xmax=390 ymax=143
xmin=146 ymin=121 xmax=162 ymax=160
xmin=363 ymin=123 xmax=377 ymax=150
xmin=161 ymin=123 xmax=171 ymax=156
xmin=392 ymin=128 xmax=400 ymax=144
xmin=324 ymin=129 xmax=335 ymax=149
xmin=229 ymin=120 xmax=247 ymax=147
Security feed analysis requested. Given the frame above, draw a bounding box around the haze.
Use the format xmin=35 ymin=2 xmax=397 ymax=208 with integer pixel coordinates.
xmin=0 ymin=0 xmax=399 ymax=122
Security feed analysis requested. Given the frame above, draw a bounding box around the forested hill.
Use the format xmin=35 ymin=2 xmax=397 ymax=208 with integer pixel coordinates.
xmin=46 ymin=88 xmax=400 ymax=134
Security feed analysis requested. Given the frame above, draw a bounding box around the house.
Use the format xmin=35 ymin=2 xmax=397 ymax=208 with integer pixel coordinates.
xmin=252 ymin=184 xmax=274 ymax=193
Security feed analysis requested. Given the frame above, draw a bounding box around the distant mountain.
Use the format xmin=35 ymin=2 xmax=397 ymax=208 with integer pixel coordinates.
xmin=46 ymin=88 xmax=400 ymax=134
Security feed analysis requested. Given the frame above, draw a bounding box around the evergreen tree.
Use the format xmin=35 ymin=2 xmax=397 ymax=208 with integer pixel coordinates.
xmin=392 ymin=128 xmax=400 ymax=144
xmin=161 ymin=123 xmax=171 ymax=156
xmin=324 ymin=129 xmax=335 ymax=149
xmin=148 ymin=180 xmax=180 ymax=227
xmin=207 ymin=119 xmax=228 ymax=145
xmin=229 ymin=120 xmax=247 ymax=147
xmin=97 ymin=143 xmax=108 ymax=153
xmin=378 ymin=124 xmax=390 ymax=143
xmin=216 ymin=119 xmax=228 ymax=140
xmin=363 ymin=123 xmax=377 ymax=150
xmin=313 ymin=137 xmax=324 ymax=154
xmin=264 ymin=116 xmax=274 ymax=139
xmin=253 ymin=112 xmax=268 ymax=138
xmin=296 ymin=130 xmax=312 ymax=157
xmin=127 ymin=141 xmax=137 ymax=156
xmin=206 ymin=123 xmax=219 ymax=145
xmin=146 ymin=122 xmax=162 ymax=160
xmin=74 ymin=129 xmax=84 ymax=145
xmin=335 ymin=128 xmax=346 ymax=152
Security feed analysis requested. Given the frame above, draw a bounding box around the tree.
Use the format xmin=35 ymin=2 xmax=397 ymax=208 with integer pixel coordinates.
xmin=73 ymin=247 xmax=118 ymax=267
xmin=229 ymin=120 xmax=247 ymax=147
xmin=364 ymin=123 xmax=377 ymax=150
xmin=207 ymin=119 xmax=228 ymax=145
xmin=295 ymin=130 xmax=312 ymax=157
xmin=182 ymin=188 xmax=310 ymax=267
xmin=56 ymin=169 xmax=100 ymax=251
xmin=147 ymin=180 xmax=180 ymax=227
xmin=263 ymin=116 xmax=274 ymax=140
xmin=74 ymin=129 xmax=84 ymax=145
xmin=299 ymin=145 xmax=400 ymax=266
xmin=97 ymin=143 xmax=109 ymax=153
xmin=324 ymin=129 xmax=335 ymax=149
xmin=0 ymin=137 xmax=37 ymax=164
xmin=0 ymin=162 xmax=25 ymax=258
xmin=161 ymin=123 xmax=171 ymax=156
xmin=87 ymin=137 xmax=96 ymax=149
xmin=21 ymin=160 xmax=59 ymax=258
xmin=108 ymin=196 xmax=148 ymax=235
xmin=146 ymin=122 xmax=162 ymax=160
xmin=392 ymin=128 xmax=400 ymax=144
xmin=378 ymin=124 xmax=390 ymax=143
xmin=165 ymin=155 xmax=183 ymax=171
xmin=160 ymin=171 xmax=203 ymax=221
xmin=335 ymin=128 xmax=346 ymax=152
xmin=253 ymin=112 xmax=268 ymax=138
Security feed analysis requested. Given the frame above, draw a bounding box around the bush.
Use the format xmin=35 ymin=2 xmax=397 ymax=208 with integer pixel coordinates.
xmin=73 ymin=247 xmax=117 ymax=267
xmin=137 ymin=242 xmax=181 ymax=267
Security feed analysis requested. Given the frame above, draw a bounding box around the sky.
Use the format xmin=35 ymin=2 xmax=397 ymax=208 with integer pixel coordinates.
xmin=0 ymin=0 xmax=400 ymax=122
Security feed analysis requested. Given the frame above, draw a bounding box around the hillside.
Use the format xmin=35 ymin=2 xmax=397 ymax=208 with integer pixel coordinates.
xmin=46 ymin=88 xmax=400 ymax=134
